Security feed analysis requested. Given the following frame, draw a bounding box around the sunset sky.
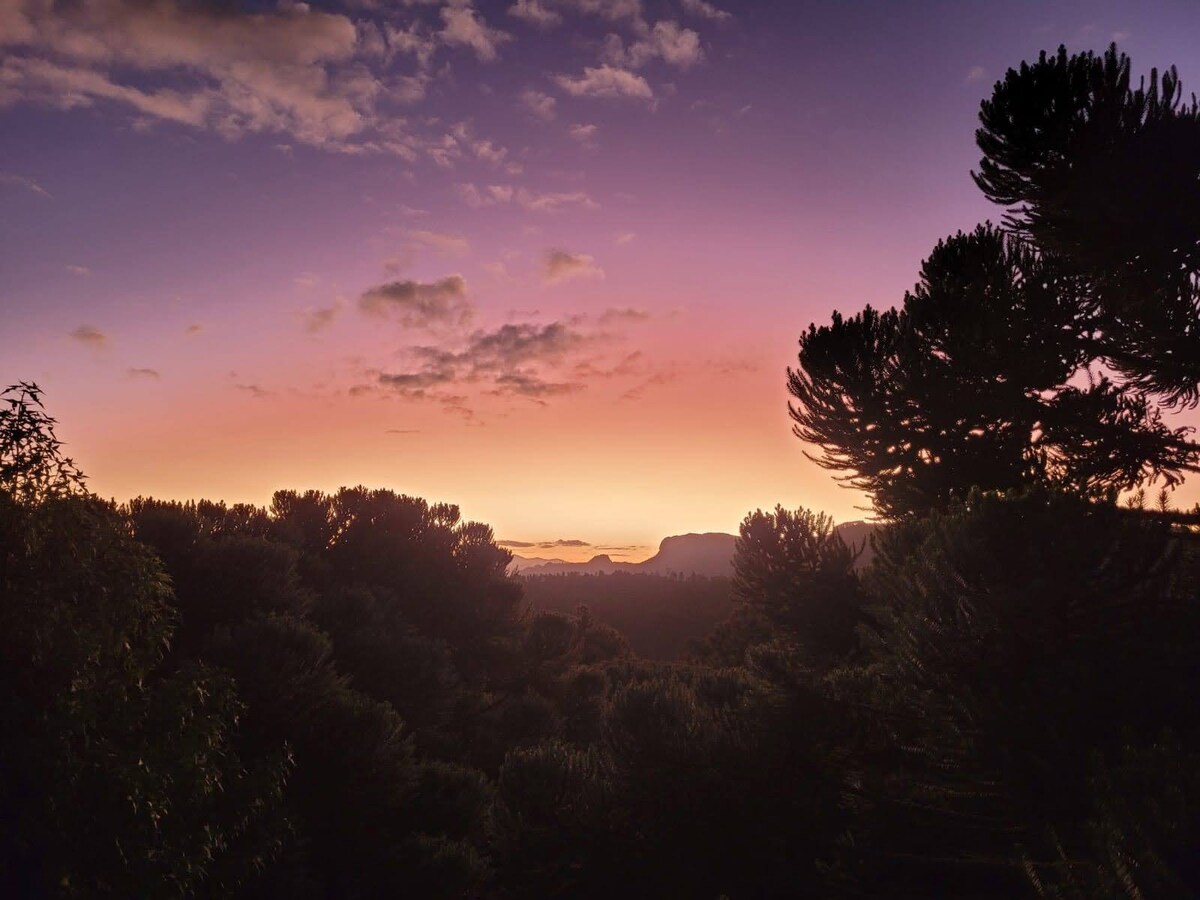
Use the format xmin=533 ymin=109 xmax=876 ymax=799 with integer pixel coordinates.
xmin=3 ymin=0 xmax=1199 ymax=561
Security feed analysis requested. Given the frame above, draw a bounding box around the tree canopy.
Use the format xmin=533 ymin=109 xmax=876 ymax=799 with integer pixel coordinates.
xmin=975 ymin=44 xmax=1200 ymax=404
xmin=789 ymin=45 xmax=1200 ymax=518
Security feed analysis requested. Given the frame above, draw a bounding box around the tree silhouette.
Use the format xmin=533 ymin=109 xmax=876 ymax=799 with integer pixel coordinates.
xmin=0 ymin=386 xmax=289 ymax=896
xmin=789 ymin=225 xmax=1197 ymax=517
xmin=842 ymin=488 xmax=1200 ymax=896
xmin=975 ymin=45 xmax=1200 ymax=405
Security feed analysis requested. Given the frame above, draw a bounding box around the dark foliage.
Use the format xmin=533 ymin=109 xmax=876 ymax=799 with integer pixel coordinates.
xmin=520 ymin=571 xmax=730 ymax=660
xmin=5 ymin=41 xmax=1200 ymax=900
xmin=789 ymin=225 xmax=1197 ymax=518
xmin=975 ymin=45 xmax=1200 ymax=404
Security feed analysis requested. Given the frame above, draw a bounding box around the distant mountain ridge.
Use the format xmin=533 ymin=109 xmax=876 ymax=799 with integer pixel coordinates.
xmin=509 ymin=522 xmax=878 ymax=577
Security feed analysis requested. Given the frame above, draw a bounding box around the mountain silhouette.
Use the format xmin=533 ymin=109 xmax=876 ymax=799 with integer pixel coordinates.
xmin=511 ymin=523 xmax=878 ymax=577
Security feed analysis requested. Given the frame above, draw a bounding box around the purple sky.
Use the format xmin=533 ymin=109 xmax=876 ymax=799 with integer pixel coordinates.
xmin=2 ymin=0 xmax=1198 ymax=559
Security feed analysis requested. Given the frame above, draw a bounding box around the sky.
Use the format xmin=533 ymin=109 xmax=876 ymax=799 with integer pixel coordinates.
xmin=3 ymin=0 xmax=1199 ymax=562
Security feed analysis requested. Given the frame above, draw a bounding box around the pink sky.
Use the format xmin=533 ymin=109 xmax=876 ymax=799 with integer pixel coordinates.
xmin=2 ymin=0 xmax=1197 ymax=562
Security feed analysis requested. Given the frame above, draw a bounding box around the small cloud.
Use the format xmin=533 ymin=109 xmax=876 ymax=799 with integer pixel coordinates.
xmin=517 ymin=187 xmax=597 ymax=212
xmin=294 ymin=272 xmax=321 ymax=289
xmin=598 ymin=307 xmax=649 ymax=324
xmin=615 ymin=231 xmax=636 ymax=245
xmin=498 ymin=540 xmax=539 ymax=548
xmin=185 ymin=323 xmax=203 ymax=336
xmin=540 ymin=539 xmax=591 ymax=548
xmin=554 ymin=65 xmax=654 ymax=101
xmin=0 ymin=173 xmax=51 ymax=198
xmin=127 ymin=367 xmax=160 ymax=379
xmin=544 ymin=248 xmax=604 ymax=284
xmin=359 ymin=275 xmax=472 ymax=326
xmin=304 ymin=302 xmax=341 ymax=333
xmin=568 ymin=123 xmax=599 ymax=144
xmin=604 ymin=21 xmax=704 ymax=70
xmin=965 ymin=65 xmax=986 ymax=84
xmin=472 ymin=138 xmax=509 ymax=166
xmin=1112 ymin=29 xmax=1130 ymax=41
xmin=65 ymin=264 xmax=91 ymax=276
xmin=520 ymin=88 xmax=558 ymax=121
xmin=408 ymin=229 xmax=470 ymax=255
xmin=509 ymin=0 xmax=563 ymax=28
xmin=456 ymin=182 xmax=516 ymax=208
xmin=681 ymin=0 xmax=732 ymax=21
xmin=711 ymin=357 xmax=758 ymax=375
xmin=456 ymin=183 xmax=595 ymax=212
xmin=385 ymin=428 xmax=422 ymax=434
xmin=236 ymin=383 xmax=272 ymax=398
xmin=70 ymin=325 xmax=107 ymax=348
xmin=440 ymin=4 xmax=512 ymax=62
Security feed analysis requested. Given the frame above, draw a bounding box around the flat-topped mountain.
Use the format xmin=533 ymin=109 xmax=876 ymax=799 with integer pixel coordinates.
xmin=511 ymin=522 xmax=879 ymax=577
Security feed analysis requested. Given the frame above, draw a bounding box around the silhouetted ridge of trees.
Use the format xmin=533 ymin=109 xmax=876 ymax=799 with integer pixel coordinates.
xmin=4 ymin=40 xmax=1200 ymax=899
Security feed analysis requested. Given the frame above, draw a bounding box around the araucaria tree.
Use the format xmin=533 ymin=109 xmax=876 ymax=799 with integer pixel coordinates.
xmin=789 ymin=45 xmax=1200 ymax=518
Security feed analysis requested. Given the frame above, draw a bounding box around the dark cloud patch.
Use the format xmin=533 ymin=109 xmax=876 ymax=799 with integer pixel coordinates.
xmin=359 ymin=275 xmax=470 ymax=326
xmin=378 ymin=319 xmax=602 ymax=401
xmin=492 ymin=371 xmax=584 ymax=397
xmin=598 ymin=306 xmax=650 ymax=324
xmin=499 ymin=538 xmax=592 ymax=549
xmin=69 ymin=325 xmax=107 ymax=348
xmin=304 ymin=303 xmax=341 ymax=332
xmin=235 ymin=383 xmax=272 ymax=398
xmin=127 ymin=367 xmax=160 ymax=379
xmin=543 ymin=248 xmax=603 ymax=283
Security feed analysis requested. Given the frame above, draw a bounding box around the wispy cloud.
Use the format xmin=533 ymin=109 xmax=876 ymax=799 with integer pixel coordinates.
xmin=681 ymin=0 xmax=733 ymax=22
xmin=568 ymin=122 xmax=599 ymax=145
xmin=508 ymin=0 xmax=564 ymax=29
xmin=456 ymin=182 xmax=596 ymax=212
xmin=554 ymin=65 xmax=653 ymax=100
xmin=303 ymin=301 xmax=342 ymax=333
xmin=603 ymin=21 xmax=704 ymax=70
xmin=408 ymin=229 xmax=471 ymax=255
xmin=440 ymin=4 xmax=512 ymax=62
xmin=519 ymin=87 xmax=558 ymax=120
xmin=69 ymin=325 xmax=107 ymax=348
xmin=359 ymin=275 xmax=471 ymax=326
xmin=499 ymin=537 xmax=593 ymax=548
xmin=126 ymin=367 xmax=160 ymax=379
xmin=544 ymin=248 xmax=605 ymax=284
xmin=377 ymin=319 xmax=601 ymax=402
xmin=0 ymin=172 xmax=51 ymax=198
